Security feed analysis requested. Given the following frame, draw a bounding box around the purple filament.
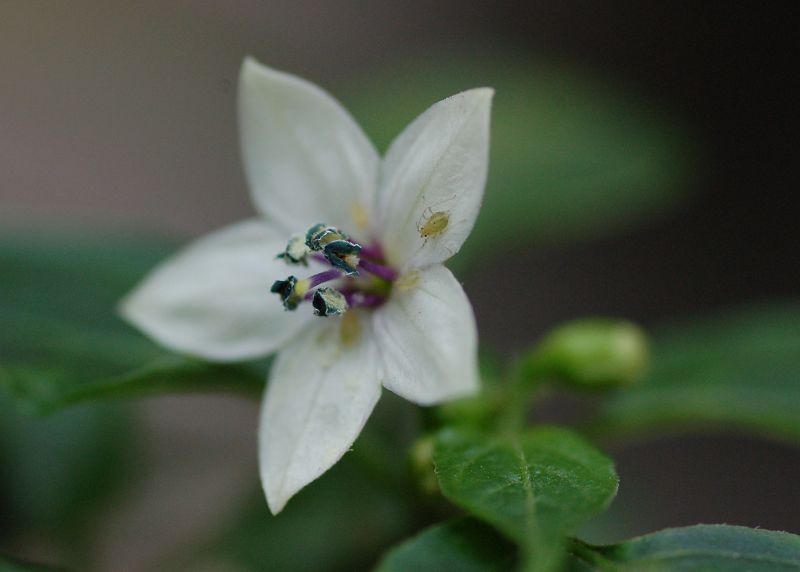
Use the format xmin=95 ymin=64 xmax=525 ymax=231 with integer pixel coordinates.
xmin=358 ymin=259 xmax=398 ymax=281
xmin=302 ymin=269 xmax=344 ymax=301
xmin=359 ymin=243 xmax=384 ymax=261
xmin=308 ymin=268 xmax=344 ymax=288
xmin=342 ymin=290 xmax=386 ymax=309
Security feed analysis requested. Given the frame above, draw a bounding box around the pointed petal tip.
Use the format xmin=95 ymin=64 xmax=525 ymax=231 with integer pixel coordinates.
xmin=240 ymin=55 xmax=263 ymax=82
xmin=117 ymin=290 xmax=134 ymax=320
xmin=419 ymin=87 xmax=493 ymax=120
xmin=239 ymin=55 xmax=281 ymax=87
xmin=265 ymin=486 xmax=289 ymax=515
xmin=239 ymin=56 xmax=303 ymax=94
xmin=376 ymin=85 xmax=493 ymax=269
xmin=117 ymin=285 xmax=150 ymax=335
xmin=446 ymin=86 xmax=495 ymax=107
xmin=239 ymin=56 xmax=322 ymax=94
xmin=116 ymin=221 xmax=310 ymax=363
xmin=257 ymin=317 xmax=382 ymax=519
xmin=237 ymin=57 xmax=380 ymax=231
xmin=259 ymin=432 xmax=289 ymax=515
xmin=467 ymin=86 xmax=495 ymax=100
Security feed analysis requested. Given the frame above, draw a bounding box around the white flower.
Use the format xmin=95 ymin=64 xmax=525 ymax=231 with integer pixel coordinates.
xmin=121 ymin=57 xmax=493 ymax=513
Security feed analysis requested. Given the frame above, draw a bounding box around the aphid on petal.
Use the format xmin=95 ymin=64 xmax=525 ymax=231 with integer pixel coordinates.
xmin=418 ymin=210 xmax=450 ymax=238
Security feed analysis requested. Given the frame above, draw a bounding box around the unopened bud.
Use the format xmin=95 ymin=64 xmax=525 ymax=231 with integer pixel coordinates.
xmin=408 ymin=435 xmax=439 ymax=496
xmin=526 ymin=319 xmax=649 ymax=389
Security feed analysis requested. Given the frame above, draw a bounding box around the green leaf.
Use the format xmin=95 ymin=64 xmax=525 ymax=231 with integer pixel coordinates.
xmin=433 ymin=427 xmax=618 ymax=572
xmin=0 ymin=233 xmax=265 ymax=413
xmin=375 ymin=518 xmax=516 ymax=572
xmin=200 ymin=461 xmax=417 ymax=572
xmin=344 ymin=51 xmax=694 ymax=267
xmin=1 ymin=356 xmax=265 ymax=414
xmin=593 ymin=301 xmax=800 ymax=441
xmin=0 ymin=396 xmax=133 ymax=554
xmin=569 ymin=525 xmax=800 ymax=571
xmin=0 ymin=554 xmax=68 ymax=571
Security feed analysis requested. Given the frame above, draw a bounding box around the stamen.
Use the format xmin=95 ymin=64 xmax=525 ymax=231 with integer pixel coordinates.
xmin=306 ymin=224 xmax=347 ymax=251
xmin=312 ymin=287 xmax=348 ymax=317
xmin=270 ymin=276 xmax=309 ymax=311
xmin=272 ymin=224 xmax=398 ymax=314
xmin=323 ymin=240 xmax=361 ymax=276
xmin=304 ymin=223 xmax=328 ymax=250
xmin=277 ymin=234 xmax=309 ymax=265
xmin=358 ymin=258 xmax=398 ymax=281
xmin=302 ymin=223 xmax=362 ymax=275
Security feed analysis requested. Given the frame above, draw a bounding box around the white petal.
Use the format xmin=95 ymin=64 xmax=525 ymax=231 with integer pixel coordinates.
xmin=259 ymin=313 xmax=381 ymax=513
xmin=373 ymin=265 xmax=479 ymax=405
xmin=120 ymin=220 xmax=314 ymax=361
xmin=239 ymin=57 xmax=379 ymax=235
xmin=376 ymin=88 xmax=493 ymax=271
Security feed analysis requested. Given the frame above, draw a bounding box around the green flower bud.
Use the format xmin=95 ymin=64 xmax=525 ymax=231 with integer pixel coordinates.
xmin=526 ymin=319 xmax=649 ymax=389
xmin=408 ymin=435 xmax=439 ymax=496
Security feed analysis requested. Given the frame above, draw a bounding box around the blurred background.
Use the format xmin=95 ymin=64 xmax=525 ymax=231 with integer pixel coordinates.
xmin=1 ymin=2 xmax=798 ymax=571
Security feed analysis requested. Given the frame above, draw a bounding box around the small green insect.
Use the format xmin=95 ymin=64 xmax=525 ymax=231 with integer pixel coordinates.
xmin=417 ymin=210 xmax=450 ymax=238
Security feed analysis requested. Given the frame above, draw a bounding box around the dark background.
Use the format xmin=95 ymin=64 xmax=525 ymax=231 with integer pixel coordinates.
xmin=475 ymin=2 xmax=798 ymax=333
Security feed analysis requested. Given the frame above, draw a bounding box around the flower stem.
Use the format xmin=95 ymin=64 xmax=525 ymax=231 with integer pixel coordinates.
xmin=499 ymin=359 xmax=552 ymax=435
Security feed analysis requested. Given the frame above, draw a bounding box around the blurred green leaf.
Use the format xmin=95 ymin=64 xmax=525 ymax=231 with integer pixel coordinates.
xmin=185 ymin=394 xmax=424 ymax=572
xmin=0 ymin=356 xmax=265 ymax=414
xmin=569 ymin=525 xmax=800 ymax=571
xmin=0 ymin=238 xmax=144 ymax=559
xmin=0 ymin=233 xmax=265 ymax=413
xmin=198 ymin=460 xmax=418 ymax=572
xmin=592 ymin=301 xmax=800 ymax=441
xmin=0 ymin=554 xmax=67 ymax=571
xmin=375 ymin=517 xmax=516 ymax=572
xmin=0 ymin=394 xmax=133 ymax=554
xmin=433 ymin=427 xmax=618 ymax=572
xmin=345 ymin=52 xmax=694 ymax=268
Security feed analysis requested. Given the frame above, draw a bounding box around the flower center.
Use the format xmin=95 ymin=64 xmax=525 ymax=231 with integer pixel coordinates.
xmin=271 ymin=223 xmax=398 ymax=317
